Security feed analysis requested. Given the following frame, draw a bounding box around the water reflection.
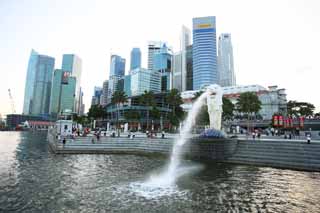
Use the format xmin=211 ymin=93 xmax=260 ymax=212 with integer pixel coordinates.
xmin=0 ymin=132 xmax=319 ymax=212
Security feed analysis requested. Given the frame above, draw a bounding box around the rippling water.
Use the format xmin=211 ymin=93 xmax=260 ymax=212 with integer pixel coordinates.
xmin=0 ymin=131 xmax=320 ymax=212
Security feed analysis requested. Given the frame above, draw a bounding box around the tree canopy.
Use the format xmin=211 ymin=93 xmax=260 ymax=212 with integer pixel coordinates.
xmin=287 ymin=100 xmax=315 ymax=117
xmin=87 ymin=105 xmax=106 ymax=120
xmin=222 ymin=97 xmax=234 ymax=120
xmin=111 ymin=91 xmax=128 ymax=105
xmin=236 ymin=92 xmax=261 ymax=115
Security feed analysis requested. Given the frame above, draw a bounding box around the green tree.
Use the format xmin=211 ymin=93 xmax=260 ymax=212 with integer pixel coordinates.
xmin=287 ymin=100 xmax=315 ymax=117
xmin=192 ymin=91 xmax=209 ymax=126
xmin=166 ymin=89 xmax=184 ymax=128
xmin=111 ymin=91 xmax=128 ymax=129
xmin=222 ymin=97 xmax=234 ymax=120
xmin=88 ymin=105 xmax=105 ymax=120
xmin=236 ymin=92 xmax=262 ymax=132
xmin=139 ymin=91 xmax=156 ymax=130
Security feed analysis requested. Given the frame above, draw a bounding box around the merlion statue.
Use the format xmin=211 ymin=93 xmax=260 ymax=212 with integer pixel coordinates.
xmin=206 ymin=84 xmax=223 ymax=130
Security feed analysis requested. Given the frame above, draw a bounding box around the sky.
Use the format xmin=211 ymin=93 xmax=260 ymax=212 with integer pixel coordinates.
xmin=0 ymin=0 xmax=320 ymax=117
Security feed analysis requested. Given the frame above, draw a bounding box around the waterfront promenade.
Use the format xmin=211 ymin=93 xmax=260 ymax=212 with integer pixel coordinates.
xmin=48 ymin=130 xmax=320 ymax=172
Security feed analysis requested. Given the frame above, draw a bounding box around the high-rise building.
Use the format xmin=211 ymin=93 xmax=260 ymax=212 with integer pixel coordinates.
xmin=110 ymin=55 xmax=125 ymax=77
xmin=23 ymin=49 xmax=55 ymax=116
xmin=130 ymin=68 xmax=161 ymax=96
xmin=153 ymin=44 xmax=172 ymax=92
xmin=186 ymin=45 xmax=193 ymax=90
xmin=172 ymin=52 xmax=182 ymax=91
xmin=101 ymin=80 xmax=109 ymax=106
xmin=124 ymin=75 xmax=131 ymax=97
xmin=61 ymin=54 xmax=82 ymax=114
xmin=91 ymin=86 xmax=102 ymax=106
xmin=147 ymin=41 xmax=172 ymax=71
xmin=49 ymin=69 xmax=76 ymax=117
xmin=130 ymin=48 xmax=141 ymax=70
xmin=218 ymin=33 xmax=236 ymax=87
xmin=79 ymin=87 xmax=85 ymax=115
xmin=192 ymin=16 xmax=217 ymax=90
xmin=180 ymin=26 xmax=191 ymax=91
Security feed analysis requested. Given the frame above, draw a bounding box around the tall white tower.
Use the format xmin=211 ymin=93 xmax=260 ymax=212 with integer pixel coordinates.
xmin=218 ymin=33 xmax=236 ymax=87
xmin=180 ymin=25 xmax=191 ymax=91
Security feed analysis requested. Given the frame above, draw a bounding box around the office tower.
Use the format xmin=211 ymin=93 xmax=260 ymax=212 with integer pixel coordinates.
xmin=180 ymin=26 xmax=191 ymax=91
xmin=23 ymin=49 xmax=55 ymax=116
xmin=192 ymin=16 xmax=217 ymax=90
xmin=110 ymin=55 xmax=125 ymax=77
xmin=147 ymin=41 xmax=172 ymax=71
xmin=130 ymin=68 xmax=161 ymax=96
xmin=78 ymin=87 xmax=84 ymax=115
xmin=218 ymin=33 xmax=236 ymax=87
xmin=124 ymin=75 xmax=131 ymax=97
xmin=130 ymin=48 xmax=141 ymax=70
xmin=172 ymin=52 xmax=182 ymax=91
xmin=49 ymin=69 xmax=76 ymax=117
xmin=91 ymin=87 xmax=102 ymax=106
xmin=61 ymin=54 xmax=82 ymax=114
xmin=101 ymin=80 xmax=109 ymax=106
xmin=153 ymin=44 xmax=172 ymax=92
xmin=186 ymin=45 xmax=193 ymax=90
xmin=108 ymin=55 xmax=126 ymax=103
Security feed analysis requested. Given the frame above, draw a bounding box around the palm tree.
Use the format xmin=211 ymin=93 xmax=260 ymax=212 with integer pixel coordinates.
xmin=111 ymin=91 xmax=128 ymax=132
xmin=139 ymin=91 xmax=156 ymax=130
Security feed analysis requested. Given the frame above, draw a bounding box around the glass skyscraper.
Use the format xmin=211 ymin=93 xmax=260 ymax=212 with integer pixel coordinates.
xmin=130 ymin=48 xmax=141 ymax=70
xmin=130 ymin=68 xmax=161 ymax=96
xmin=218 ymin=33 xmax=236 ymax=87
xmin=110 ymin=55 xmax=125 ymax=77
xmin=49 ymin=69 xmax=76 ymax=117
xmin=192 ymin=16 xmax=217 ymax=90
xmin=61 ymin=54 xmax=82 ymax=114
xmin=23 ymin=49 xmax=55 ymax=116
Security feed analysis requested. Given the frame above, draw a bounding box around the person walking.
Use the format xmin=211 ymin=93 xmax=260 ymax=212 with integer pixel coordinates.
xmin=307 ymin=134 xmax=311 ymax=144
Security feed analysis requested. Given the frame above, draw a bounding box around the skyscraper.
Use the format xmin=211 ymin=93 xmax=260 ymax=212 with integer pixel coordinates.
xmin=180 ymin=26 xmax=191 ymax=91
xmin=110 ymin=55 xmax=125 ymax=77
xmin=23 ymin=49 xmax=55 ymax=116
xmin=61 ymin=54 xmax=82 ymax=114
xmin=172 ymin=52 xmax=182 ymax=91
xmin=186 ymin=45 xmax=193 ymax=90
xmin=49 ymin=69 xmax=76 ymax=117
xmin=218 ymin=33 xmax=236 ymax=87
xmin=101 ymin=80 xmax=109 ymax=106
xmin=130 ymin=48 xmax=141 ymax=70
xmin=153 ymin=44 xmax=172 ymax=92
xmin=130 ymin=68 xmax=161 ymax=96
xmin=192 ymin=16 xmax=217 ymax=90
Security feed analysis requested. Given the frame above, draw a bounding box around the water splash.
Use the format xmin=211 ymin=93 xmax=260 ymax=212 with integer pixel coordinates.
xmin=146 ymin=91 xmax=210 ymax=186
xmin=129 ymin=91 xmax=210 ymax=198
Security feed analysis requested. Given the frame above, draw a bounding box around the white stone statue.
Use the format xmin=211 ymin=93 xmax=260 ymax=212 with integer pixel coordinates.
xmin=206 ymin=84 xmax=223 ymax=130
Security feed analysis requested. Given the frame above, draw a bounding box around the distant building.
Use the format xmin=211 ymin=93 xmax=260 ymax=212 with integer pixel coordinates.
xmin=61 ymin=54 xmax=82 ymax=114
xmin=172 ymin=52 xmax=182 ymax=91
xmin=130 ymin=68 xmax=161 ymax=96
xmin=153 ymin=44 xmax=172 ymax=92
xmin=180 ymin=26 xmax=191 ymax=91
xmin=49 ymin=69 xmax=76 ymax=118
xmin=6 ymin=114 xmax=48 ymax=129
xmin=186 ymin=45 xmax=193 ymax=90
xmin=91 ymin=87 xmax=103 ymax=106
xmin=22 ymin=49 xmax=55 ymax=117
xmin=130 ymin=48 xmax=141 ymax=70
xmin=110 ymin=55 xmax=125 ymax=77
xmin=192 ymin=16 xmax=217 ymax=90
xmin=124 ymin=75 xmax=131 ymax=97
xmin=218 ymin=33 xmax=236 ymax=87
xmin=101 ymin=80 xmax=109 ymax=106
xmin=148 ymin=41 xmax=172 ymax=71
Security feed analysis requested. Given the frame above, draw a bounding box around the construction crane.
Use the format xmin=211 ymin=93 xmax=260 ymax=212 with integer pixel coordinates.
xmin=8 ymin=89 xmax=16 ymax=114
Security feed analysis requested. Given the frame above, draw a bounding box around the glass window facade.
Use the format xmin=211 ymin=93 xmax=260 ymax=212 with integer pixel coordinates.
xmin=192 ymin=16 xmax=217 ymax=90
xmin=130 ymin=68 xmax=161 ymax=96
xmin=130 ymin=48 xmax=141 ymax=70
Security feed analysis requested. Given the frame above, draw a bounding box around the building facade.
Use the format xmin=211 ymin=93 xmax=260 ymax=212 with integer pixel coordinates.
xmin=110 ymin=55 xmax=125 ymax=77
xmin=101 ymin=80 xmax=109 ymax=106
xmin=61 ymin=54 xmax=82 ymax=114
xmin=23 ymin=50 xmax=55 ymax=117
xmin=180 ymin=25 xmax=191 ymax=91
xmin=130 ymin=48 xmax=141 ymax=70
xmin=91 ymin=86 xmax=103 ymax=106
xmin=192 ymin=16 xmax=217 ymax=90
xmin=130 ymin=68 xmax=161 ymax=96
xmin=49 ymin=69 xmax=76 ymax=118
xmin=218 ymin=33 xmax=236 ymax=87
xmin=153 ymin=44 xmax=172 ymax=92
xmin=172 ymin=52 xmax=182 ymax=91
xmin=186 ymin=45 xmax=193 ymax=90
